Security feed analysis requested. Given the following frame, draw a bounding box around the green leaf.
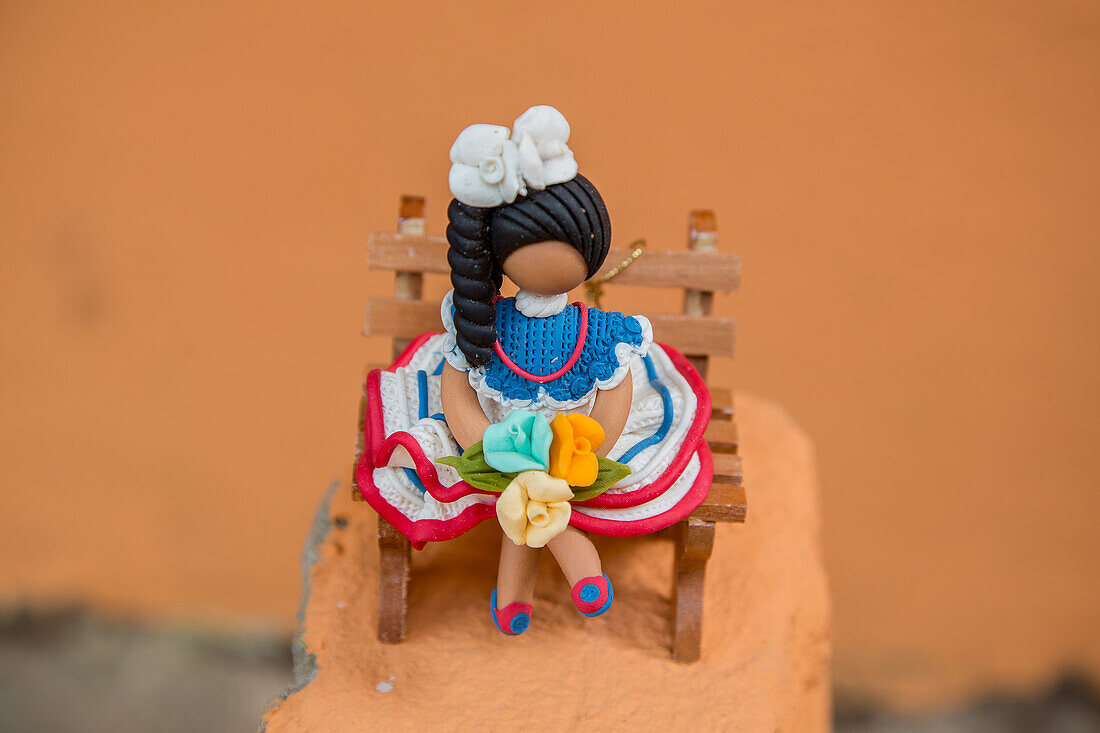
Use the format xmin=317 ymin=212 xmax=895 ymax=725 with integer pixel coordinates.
xmin=569 ymin=457 xmax=632 ymax=502
xmin=435 ymin=442 xmax=516 ymax=493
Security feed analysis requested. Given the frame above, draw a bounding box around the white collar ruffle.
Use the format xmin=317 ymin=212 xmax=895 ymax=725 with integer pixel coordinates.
xmin=514 ymin=290 xmax=568 ymax=318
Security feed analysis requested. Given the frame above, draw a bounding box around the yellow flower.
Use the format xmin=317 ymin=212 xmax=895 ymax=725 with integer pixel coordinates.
xmin=495 ymin=471 xmax=573 ymax=548
xmin=548 ymin=414 xmax=606 ymax=487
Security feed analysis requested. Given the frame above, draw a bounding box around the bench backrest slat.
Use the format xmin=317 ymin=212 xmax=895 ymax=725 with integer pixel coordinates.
xmin=368 ymin=233 xmax=741 ymax=293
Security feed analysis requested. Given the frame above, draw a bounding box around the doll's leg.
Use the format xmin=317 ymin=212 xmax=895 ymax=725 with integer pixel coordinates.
xmin=547 ymin=526 xmax=602 ymax=586
xmin=495 ymin=532 xmax=540 ymax=606
xmin=548 ymin=527 xmax=613 ymax=616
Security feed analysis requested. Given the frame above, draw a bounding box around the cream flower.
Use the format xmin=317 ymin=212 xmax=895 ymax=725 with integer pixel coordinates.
xmin=495 ymin=470 xmax=573 ymax=548
xmin=448 ymin=105 xmax=579 ymax=209
xmin=512 ymin=105 xmax=577 ymax=192
xmin=448 ymin=123 xmax=523 ymax=207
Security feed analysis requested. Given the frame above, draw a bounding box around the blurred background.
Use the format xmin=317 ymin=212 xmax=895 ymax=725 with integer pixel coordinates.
xmin=2 ymin=1 xmax=1098 ymax=730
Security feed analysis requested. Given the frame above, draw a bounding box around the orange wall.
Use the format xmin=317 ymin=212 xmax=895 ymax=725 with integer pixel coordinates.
xmin=2 ymin=0 xmax=1098 ymax=707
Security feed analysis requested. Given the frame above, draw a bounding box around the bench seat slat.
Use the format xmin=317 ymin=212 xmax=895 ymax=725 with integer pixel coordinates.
xmin=711 ymin=453 xmax=743 ymax=484
xmin=692 ymin=478 xmax=747 ymax=523
xmin=705 ymin=421 xmax=739 ymax=454
xmin=368 ymin=233 xmax=741 ymax=292
xmin=710 ymin=387 xmax=733 ymax=420
xmin=364 ymin=297 xmax=735 ymax=358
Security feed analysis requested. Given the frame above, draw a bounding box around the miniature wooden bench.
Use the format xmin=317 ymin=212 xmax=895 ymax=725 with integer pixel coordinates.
xmin=353 ymin=196 xmax=746 ymax=662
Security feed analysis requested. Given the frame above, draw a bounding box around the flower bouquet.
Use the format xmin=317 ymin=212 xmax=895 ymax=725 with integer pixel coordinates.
xmin=436 ymin=411 xmax=631 ymax=548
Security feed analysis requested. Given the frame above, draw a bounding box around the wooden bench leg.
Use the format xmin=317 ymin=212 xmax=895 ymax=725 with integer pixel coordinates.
xmin=672 ymin=516 xmax=716 ymax=662
xmin=377 ymin=516 xmax=411 ymax=644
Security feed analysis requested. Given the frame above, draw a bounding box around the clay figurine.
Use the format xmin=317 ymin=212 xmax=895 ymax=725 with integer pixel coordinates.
xmin=357 ymin=105 xmax=712 ymax=635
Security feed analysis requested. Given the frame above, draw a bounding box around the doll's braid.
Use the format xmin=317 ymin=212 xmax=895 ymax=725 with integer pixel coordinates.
xmin=446 ymin=199 xmax=501 ymax=368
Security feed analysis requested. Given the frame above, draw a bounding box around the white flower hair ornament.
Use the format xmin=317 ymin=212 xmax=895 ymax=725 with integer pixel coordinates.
xmin=448 ymin=105 xmax=580 ymax=208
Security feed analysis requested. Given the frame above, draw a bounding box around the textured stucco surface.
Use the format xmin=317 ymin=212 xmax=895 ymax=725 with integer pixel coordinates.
xmin=263 ymin=392 xmax=831 ymax=731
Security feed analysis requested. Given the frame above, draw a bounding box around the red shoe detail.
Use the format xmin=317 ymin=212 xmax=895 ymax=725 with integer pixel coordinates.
xmin=571 ymin=574 xmax=613 ymax=617
xmin=490 ymin=589 xmax=533 ymax=635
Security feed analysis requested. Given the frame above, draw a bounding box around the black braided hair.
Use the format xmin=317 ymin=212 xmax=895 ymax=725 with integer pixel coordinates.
xmin=446 ymin=174 xmax=611 ymax=367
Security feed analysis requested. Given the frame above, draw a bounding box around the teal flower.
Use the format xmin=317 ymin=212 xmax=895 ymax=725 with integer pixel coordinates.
xmin=482 ymin=411 xmax=552 ymax=473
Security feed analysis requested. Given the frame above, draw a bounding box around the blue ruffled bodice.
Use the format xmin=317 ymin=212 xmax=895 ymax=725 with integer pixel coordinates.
xmin=481 ymin=298 xmax=646 ymax=404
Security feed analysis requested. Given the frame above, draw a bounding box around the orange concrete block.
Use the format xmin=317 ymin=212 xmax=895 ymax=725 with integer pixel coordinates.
xmin=262 ymin=392 xmax=830 ymax=731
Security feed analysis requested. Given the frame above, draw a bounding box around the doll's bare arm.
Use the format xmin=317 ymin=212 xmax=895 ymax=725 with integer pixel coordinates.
xmin=441 ymin=363 xmax=492 ymax=450
xmin=587 ymin=372 xmax=633 ymax=457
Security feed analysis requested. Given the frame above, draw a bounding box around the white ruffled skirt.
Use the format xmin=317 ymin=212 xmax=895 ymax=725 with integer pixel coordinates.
xmin=356 ymin=333 xmax=713 ymax=548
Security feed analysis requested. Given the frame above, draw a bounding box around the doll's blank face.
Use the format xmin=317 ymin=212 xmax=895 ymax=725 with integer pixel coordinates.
xmin=501 ymin=241 xmax=588 ymax=295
